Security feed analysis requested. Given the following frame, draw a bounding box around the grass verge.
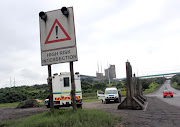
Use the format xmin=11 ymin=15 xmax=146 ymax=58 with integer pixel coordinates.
xmin=0 ymin=109 xmax=121 ymax=127
xmin=82 ymin=92 xmax=100 ymax=102
xmin=0 ymin=101 xmax=44 ymax=108
xmin=120 ymin=91 xmax=126 ymax=97
xmin=0 ymin=102 xmax=19 ymax=107
xmin=143 ymin=83 xmax=160 ymax=94
xmin=171 ymin=82 xmax=180 ymax=90
xmin=83 ymin=96 xmax=99 ymax=102
xmin=0 ymin=98 xmax=100 ymax=108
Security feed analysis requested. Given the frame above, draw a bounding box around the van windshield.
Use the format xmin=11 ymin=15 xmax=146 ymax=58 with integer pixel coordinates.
xmin=105 ymin=90 xmax=117 ymax=94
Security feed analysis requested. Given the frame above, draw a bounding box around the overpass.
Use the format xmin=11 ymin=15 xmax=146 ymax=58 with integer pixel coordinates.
xmin=116 ymin=72 xmax=180 ymax=81
xmin=137 ymin=72 xmax=180 ymax=79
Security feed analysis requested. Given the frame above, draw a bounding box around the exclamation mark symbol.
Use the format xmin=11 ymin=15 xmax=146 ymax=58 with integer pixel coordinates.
xmin=55 ymin=26 xmax=58 ymax=38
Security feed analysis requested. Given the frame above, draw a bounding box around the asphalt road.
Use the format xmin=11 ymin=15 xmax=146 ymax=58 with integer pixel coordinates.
xmin=146 ymin=80 xmax=180 ymax=107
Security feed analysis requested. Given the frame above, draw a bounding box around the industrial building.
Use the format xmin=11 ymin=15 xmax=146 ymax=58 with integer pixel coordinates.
xmin=96 ymin=64 xmax=116 ymax=81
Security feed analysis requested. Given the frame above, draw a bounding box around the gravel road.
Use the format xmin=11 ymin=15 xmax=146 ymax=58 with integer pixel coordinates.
xmin=0 ymin=107 xmax=48 ymax=121
xmin=83 ymin=97 xmax=180 ymax=127
xmin=1 ymin=97 xmax=180 ymax=127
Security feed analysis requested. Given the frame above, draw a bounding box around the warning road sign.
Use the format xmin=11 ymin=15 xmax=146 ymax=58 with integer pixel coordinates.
xmin=39 ymin=7 xmax=76 ymax=52
xmin=39 ymin=7 xmax=78 ymax=66
xmin=45 ymin=19 xmax=71 ymax=44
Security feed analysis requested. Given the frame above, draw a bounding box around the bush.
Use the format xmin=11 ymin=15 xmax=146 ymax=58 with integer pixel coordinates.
xmin=16 ymin=99 xmax=40 ymax=108
xmin=0 ymin=84 xmax=49 ymax=104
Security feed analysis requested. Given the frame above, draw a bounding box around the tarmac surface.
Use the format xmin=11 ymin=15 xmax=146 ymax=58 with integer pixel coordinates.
xmin=83 ymin=97 xmax=180 ymax=127
xmin=146 ymin=80 xmax=180 ymax=107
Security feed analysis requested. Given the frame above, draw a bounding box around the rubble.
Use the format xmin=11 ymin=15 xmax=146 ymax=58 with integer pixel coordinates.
xmin=16 ymin=99 xmax=40 ymax=108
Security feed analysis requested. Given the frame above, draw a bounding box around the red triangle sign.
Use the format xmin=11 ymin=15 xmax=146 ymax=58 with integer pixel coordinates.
xmin=45 ymin=19 xmax=71 ymax=44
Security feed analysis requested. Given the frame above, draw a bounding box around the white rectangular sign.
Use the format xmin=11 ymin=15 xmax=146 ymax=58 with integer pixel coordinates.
xmin=41 ymin=47 xmax=78 ymax=66
xmin=39 ymin=7 xmax=78 ymax=65
xmin=39 ymin=7 xmax=76 ymax=51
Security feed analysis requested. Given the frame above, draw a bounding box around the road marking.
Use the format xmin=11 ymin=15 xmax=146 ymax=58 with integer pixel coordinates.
xmin=143 ymin=102 xmax=148 ymax=111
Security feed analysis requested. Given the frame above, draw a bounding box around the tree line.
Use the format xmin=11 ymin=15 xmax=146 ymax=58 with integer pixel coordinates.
xmin=82 ymin=77 xmax=166 ymax=93
xmin=171 ymin=74 xmax=180 ymax=86
xmin=0 ymin=76 xmax=166 ymax=103
xmin=0 ymin=84 xmax=49 ymax=103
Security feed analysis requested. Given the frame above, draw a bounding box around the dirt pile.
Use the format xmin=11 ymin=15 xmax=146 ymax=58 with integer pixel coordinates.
xmin=17 ymin=99 xmax=40 ymax=108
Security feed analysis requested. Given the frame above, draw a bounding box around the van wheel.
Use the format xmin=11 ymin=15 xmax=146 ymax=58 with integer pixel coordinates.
xmin=104 ymin=100 xmax=107 ymax=104
xmin=46 ymin=104 xmax=50 ymax=108
xmin=77 ymin=104 xmax=82 ymax=108
xmin=54 ymin=106 xmax=59 ymax=109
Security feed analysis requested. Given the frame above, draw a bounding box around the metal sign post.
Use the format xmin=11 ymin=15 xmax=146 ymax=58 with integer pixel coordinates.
xmin=39 ymin=7 xmax=78 ymax=111
xmin=70 ymin=62 xmax=77 ymax=110
xmin=48 ymin=65 xmax=54 ymax=112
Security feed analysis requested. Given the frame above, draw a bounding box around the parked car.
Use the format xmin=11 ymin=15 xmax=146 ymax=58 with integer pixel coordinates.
xmin=163 ymin=90 xmax=173 ymax=98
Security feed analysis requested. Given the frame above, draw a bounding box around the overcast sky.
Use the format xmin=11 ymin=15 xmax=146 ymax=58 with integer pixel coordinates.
xmin=0 ymin=0 xmax=180 ymax=88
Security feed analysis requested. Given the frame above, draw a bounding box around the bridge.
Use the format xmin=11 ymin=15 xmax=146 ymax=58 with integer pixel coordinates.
xmin=116 ymin=72 xmax=180 ymax=81
xmin=137 ymin=72 xmax=180 ymax=79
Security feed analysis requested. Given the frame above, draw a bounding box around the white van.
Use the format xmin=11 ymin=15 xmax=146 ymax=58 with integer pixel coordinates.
xmin=45 ymin=72 xmax=82 ymax=108
xmin=97 ymin=87 xmax=121 ymax=104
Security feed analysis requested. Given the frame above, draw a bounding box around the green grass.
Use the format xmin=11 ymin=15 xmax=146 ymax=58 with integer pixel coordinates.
xmin=82 ymin=92 xmax=100 ymax=102
xmin=0 ymin=120 xmax=16 ymax=127
xmin=0 ymin=98 xmax=101 ymax=108
xmin=82 ymin=92 xmax=97 ymax=97
xmin=83 ymin=96 xmax=100 ymax=102
xmin=0 ymin=101 xmax=44 ymax=108
xmin=120 ymin=90 xmax=125 ymax=97
xmin=171 ymin=82 xmax=180 ymax=90
xmin=0 ymin=109 xmax=121 ymax=127
xmin=83 ymin=98 xmax=99 ymax=102
xmin=143 ymin=83 xmax=160 ymax=94
xmin=0 ymin=102 xmax=19 ymax=107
